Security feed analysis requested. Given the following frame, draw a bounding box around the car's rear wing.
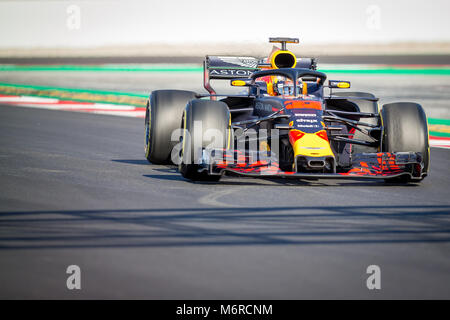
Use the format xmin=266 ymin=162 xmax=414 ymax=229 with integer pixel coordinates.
xmin=203 ymin=55 xmax=318 ymax=97
xmin=206 ymin=56 xmax=259 ymax=79
xmin=203 ymin=56 xmax=259 ymax=97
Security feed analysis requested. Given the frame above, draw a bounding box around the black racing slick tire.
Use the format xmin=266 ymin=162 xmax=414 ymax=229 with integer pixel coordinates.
xmin=145 ymin=90 xmax=197 ymax=164
xmin=179 ymin=99 xmax=231 ymax=181
xmin=381 ymin=102 xmax=429 ymax=183
xmin=333 ymin=92 xmax=379 ymax=154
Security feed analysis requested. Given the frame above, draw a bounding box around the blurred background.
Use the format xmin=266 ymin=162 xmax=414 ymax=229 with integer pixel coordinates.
xmin=1 ymin=0 xmax=450 ymax=56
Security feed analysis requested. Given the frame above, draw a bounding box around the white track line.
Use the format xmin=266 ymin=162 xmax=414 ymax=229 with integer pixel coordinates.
xmin=0 ymin=95 xmax=145 ymax=118
xmin=0 ymin=96 xmax=60 ymax=103
xmin=430 ymin=138 xmax=450 ymax=148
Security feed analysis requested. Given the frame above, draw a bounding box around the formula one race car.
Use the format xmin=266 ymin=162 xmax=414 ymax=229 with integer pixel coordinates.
xmin=145 ymin=37 xmax=429 ymax=183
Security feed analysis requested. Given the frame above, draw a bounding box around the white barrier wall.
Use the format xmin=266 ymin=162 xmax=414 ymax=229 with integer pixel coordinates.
xmin=0 ymin=0 xmax=449 ymax=48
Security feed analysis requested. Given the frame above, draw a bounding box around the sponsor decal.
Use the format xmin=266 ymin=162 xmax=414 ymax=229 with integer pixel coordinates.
xmin=288 ymin=107 xmax=323 ymax=132
xmin=284 ymin=100 xmax=322 ymax=110
xmin=209 ymin=69 xmax=255 ymax=77
xmin=296 ymin=124 xmax=320 ymax=128
xmin=296 ymin=118 xmax=318 ymax=123
xmin=255 ymin=102 xmax=276 ymax=112
xmin=217 ymin=56 xmax=259 ymax=68
xmin=295 ymin=113 xmax=317 ymax=117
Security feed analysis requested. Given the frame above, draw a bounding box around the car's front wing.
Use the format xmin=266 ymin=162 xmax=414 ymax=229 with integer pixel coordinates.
xmin=198 ymin=150 xmax=425 ymax=180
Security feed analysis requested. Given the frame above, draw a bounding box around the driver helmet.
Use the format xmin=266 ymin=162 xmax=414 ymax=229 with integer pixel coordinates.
xmin=272 ymin=76 xmax=300 ymax=96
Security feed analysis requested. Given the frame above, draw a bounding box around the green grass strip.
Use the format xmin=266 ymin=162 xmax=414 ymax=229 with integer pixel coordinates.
xmin=0 ymin=65 xmax=203 ymax=72
xmin=0 ymin=82 xmax=148 ymax=97
xmin=428 ymin=118 xmax=450 ymax=126
xmin=0 ymin=82 xmax=148 ymax=107
xmin=429 ymin=131 xmax=450 ymax=138
xmin=1 ymin=64 xmax=450 ymax=75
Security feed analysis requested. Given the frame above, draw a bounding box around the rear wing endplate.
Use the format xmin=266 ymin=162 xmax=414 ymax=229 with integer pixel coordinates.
xmin=204 ymin=56 xmax=259 ymax=98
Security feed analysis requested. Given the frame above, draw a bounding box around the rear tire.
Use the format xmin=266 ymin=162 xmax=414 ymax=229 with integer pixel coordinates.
xmin=381 ymin=102 xmax=429 ymax=183
xmin=145 ymin=90 xmax=197 ymax=164
xmin=180 ymin=99 xmax=231 ymax=181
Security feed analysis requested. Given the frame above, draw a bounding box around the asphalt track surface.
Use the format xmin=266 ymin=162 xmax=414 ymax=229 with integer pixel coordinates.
xmin=0 ymin=104 xmax=449 ymax=299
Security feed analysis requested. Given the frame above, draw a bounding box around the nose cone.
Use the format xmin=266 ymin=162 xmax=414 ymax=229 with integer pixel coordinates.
xmin=289 ymin=129 xmax=334 ymax=158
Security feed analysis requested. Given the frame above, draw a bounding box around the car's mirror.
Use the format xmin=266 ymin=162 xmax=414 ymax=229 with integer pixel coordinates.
xmin=230 ymin=79 xmax=253 ymax=87
xmin=328 ymin=80 xmax=351 ymax=89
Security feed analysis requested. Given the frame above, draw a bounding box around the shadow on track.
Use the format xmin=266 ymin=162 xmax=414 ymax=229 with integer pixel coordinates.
xmin=1 ymin=205 xmax=449 ymax=250
xmin=111 ymin=159 xmax=150 ymax=165
xmin=144 ymin=173 xmax=421 ymax=188
xmin=112 ymin=159 xmax=423 ymax=187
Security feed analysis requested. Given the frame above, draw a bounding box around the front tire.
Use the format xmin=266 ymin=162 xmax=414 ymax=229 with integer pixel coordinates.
xmin=180 ymin=99 xmax=231 ymax=181
xmin=381 ymin=102 xmax=429 ymax=183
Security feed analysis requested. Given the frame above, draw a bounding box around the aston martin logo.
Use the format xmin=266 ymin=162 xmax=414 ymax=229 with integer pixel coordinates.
xmin=218 ymin=56 xmax=258 ymax=68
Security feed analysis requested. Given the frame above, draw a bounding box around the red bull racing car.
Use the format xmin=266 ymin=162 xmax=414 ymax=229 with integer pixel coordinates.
xmin=145 ymin=37 xmax=429 ymax=183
